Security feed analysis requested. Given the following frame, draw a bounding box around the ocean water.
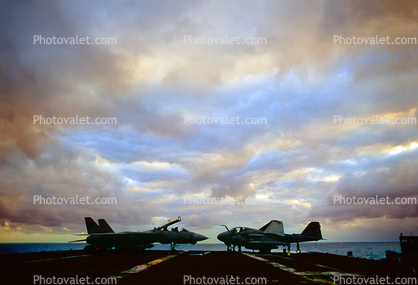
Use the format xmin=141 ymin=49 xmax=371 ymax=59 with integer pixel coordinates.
xmin=0 ymin=242 xmax=400 ymax=260
xmin=293 ymin=242 xmax=401 ymax=260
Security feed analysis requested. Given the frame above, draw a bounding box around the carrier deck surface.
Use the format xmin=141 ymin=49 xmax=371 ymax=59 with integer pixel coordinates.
xmin=1 ymin=250 xmax=416 ymax=284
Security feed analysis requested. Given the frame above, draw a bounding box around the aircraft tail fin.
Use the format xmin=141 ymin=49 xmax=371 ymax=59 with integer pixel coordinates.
xmin=98 ymin=219 xmax=114 ymax=233
xmin=301 ymin=222 xmax=322 ymax=240
xmin=85 ymin=217 xmax=114 ymax=234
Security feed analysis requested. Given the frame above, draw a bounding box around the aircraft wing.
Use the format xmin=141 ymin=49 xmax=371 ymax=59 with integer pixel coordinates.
xmin=83 ymin=231 xmax=167 ymax=246
xmin=258 ymin=220 xmax=285 ymax=236
xmin=87 ymin=231 xmax=164 ymax=237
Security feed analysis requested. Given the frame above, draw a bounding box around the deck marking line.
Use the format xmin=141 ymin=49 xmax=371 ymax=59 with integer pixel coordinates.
xmin=26 ymin=254 xmax=92 ymax=263
xmin=189 ymin=252 xmax=211 ymax=256
xmin=279 ymin=254 xmax=342 ymax=272
xmin=122 ymin=252 xmax=182 ymax=274
xmin=243 ymin=253 xmax=364 ymax=285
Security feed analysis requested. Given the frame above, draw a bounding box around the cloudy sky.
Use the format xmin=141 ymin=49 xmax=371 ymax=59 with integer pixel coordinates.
xmin=1 ymin=0 xmax=417 ymax=244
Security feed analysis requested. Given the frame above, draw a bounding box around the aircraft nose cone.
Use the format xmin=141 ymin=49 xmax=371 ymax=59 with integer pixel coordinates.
xmin=193 ymin=233 xmax=208 ymax=242
xmin=217 ymin=232 xmax=230 ymax=243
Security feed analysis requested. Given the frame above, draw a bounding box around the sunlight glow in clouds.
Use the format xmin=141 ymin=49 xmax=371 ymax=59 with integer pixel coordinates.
xmin=388 ymin=142 xmax=418 ymax=156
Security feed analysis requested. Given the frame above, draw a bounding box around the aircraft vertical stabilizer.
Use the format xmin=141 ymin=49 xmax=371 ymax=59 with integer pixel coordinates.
xmin=98 ymin=219 xmax=114 ymax=233
xmin=85 ymin=217 xmax=99 ymax=234
xmin=85 ymin=217 xmax=114 ymax=234
xmin=301 ymin=222 xmax=322 ymax=239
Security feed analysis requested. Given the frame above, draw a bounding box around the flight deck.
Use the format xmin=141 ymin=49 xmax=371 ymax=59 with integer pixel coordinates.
xmin=1 ymin=250 xmax=416 ymax=285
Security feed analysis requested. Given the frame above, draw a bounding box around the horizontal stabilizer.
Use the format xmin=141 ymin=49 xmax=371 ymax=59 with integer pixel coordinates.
xmin=69 ymin=239 xmax=86 ymax=243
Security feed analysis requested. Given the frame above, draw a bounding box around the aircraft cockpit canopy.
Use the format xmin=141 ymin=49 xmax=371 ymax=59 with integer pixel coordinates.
xmin=231 ymin=227 xmax=245 ymax=233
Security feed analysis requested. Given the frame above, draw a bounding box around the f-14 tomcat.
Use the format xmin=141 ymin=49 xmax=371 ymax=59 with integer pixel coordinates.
xmin=71 ymin=216 xmax=207 ymax=251
xmin=217 ymin=220 xmax=322 ymax=253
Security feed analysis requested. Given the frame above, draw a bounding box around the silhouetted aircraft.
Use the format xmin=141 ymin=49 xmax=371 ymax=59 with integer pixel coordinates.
xmin=71 ymin=216 xmax=207 ymax=251
xmin=217 ymin=220 xmax=322 ymax=253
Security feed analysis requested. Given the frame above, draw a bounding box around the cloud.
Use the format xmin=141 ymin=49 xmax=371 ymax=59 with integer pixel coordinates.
xmin=309 ymin=147 xmax=418 ymax=222
xmin=1 ymin=0 xmax=418 ymax=242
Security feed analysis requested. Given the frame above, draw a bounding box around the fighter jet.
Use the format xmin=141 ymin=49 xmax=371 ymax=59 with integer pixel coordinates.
xmin=217 ymin=220 xmax=322 ymax=253
xmin=71 ymin=216 xmax=208 ymax=251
